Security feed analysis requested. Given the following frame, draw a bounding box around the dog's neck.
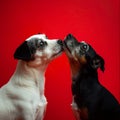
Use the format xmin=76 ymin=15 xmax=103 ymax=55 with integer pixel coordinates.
xmin=71 ymin=64 xmax=99 ymax=96
xmin=11 ymin=60 xmax=48 ymax=95
xmin=72 ymin=64 xmax=99 ymax=83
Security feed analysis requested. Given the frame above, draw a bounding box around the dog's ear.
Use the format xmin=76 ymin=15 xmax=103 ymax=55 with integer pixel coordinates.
xmin=14 ymin=41 xmax=34 ymax=61
xmin=91 ymin=54 xmax=105 ymax=72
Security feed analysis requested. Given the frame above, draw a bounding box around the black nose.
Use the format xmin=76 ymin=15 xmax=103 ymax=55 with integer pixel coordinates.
xmin=57 ymin=40 xmax=63 ymax=45
xmin=66 ymin=34 xmax=73 ymax=39
xmin=37 ymin=32 xmax=41 ymax=34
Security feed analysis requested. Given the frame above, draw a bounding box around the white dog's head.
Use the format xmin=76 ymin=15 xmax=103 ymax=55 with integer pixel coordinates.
xmin=14 ymin=33 xmax=63 ymax=67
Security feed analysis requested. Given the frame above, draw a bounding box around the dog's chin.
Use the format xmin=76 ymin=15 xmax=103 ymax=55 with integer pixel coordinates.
xmin=63 ymin=41 xmax=75 ymax=59
xmin=63 ymin=41 xmax=71 ymax=54
xmin=51 ymin=49 xmax=63 ymax=59
xmin=63 ymin=41 xmax=79 ymax=61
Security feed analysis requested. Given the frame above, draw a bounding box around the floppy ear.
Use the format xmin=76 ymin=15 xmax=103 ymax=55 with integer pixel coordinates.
xmin=14 ymin=41 xmax=34 ymax=61
xmin=91 ymin=54 xmax=105 ymax=72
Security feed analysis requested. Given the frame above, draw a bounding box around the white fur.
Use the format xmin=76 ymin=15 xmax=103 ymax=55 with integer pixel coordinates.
xmin=71 ymin=97 xmax=80 ymax=120
xmin=0 ymin=34 xmax=62 ymax=120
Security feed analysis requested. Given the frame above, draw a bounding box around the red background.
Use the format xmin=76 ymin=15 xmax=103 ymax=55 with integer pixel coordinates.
xmin=0 ymin=0 xmax=119 ymax=120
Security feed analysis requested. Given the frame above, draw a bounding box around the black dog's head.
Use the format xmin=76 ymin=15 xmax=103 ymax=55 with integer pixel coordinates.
xmin=64 ymin=34 xmax=105 ymax=76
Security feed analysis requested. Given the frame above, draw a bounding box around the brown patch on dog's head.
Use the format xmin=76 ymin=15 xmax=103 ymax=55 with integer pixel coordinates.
xmin=77 ymin=56 xmax=87 ymax=64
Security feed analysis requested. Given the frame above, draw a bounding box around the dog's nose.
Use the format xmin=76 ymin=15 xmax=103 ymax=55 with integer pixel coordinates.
xmin=66 ymin=34 xmax=73 ymax=39
xmin=57 ymin=40 xmax=63 ymax=45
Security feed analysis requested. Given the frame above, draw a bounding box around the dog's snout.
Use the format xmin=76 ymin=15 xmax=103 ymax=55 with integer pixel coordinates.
xmin=57 ymin=40 xmax=63 ymax=45
xmin=66 ymin=34 xmax=73 ymax=39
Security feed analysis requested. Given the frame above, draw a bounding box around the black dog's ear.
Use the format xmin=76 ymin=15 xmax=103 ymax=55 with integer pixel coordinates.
xmin=14 ymin=41 xmax=34 ymax=61
xmin=91 ymin=54 xmax=105 ymax=72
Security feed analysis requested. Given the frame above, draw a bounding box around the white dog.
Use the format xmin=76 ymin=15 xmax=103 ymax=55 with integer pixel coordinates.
xmin=0 ymin=33 xmax=63 ymax=120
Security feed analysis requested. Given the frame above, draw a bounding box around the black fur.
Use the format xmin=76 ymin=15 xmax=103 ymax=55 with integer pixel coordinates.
xmin=72 ymin=64 xmax=120 ymax=120
xmin=14 ymin=41 xmax=35 ymax=61
xmin=14 ymin=38 xmax=48 ymax=61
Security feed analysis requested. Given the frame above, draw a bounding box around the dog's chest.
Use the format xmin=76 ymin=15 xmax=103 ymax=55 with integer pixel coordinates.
xmin=33 ymin=94 xmax=47 ymax=119
xmin=31 ymin=89 xmax=47 ymax=108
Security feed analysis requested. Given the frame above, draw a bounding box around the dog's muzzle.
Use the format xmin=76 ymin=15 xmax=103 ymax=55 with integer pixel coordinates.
xmin=57 ymin=40 xmax=63 ymax=46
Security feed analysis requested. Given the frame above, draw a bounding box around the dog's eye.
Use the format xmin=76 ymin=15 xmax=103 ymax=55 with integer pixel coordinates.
xmin=39 ymin=41 xmax=44 ymax=47
xmin=82 ymin=45 xmax=87 ymax=51
xmin=37 ymin=39 xmax=47 ymax=49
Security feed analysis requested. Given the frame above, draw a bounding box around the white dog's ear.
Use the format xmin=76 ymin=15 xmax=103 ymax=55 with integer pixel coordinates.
xmin=14 ymin=41 xmax=35 ymax=61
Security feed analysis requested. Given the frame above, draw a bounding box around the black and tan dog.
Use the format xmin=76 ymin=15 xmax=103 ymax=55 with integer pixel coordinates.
xmin=63 ymin=34 xmax=120 ymax=120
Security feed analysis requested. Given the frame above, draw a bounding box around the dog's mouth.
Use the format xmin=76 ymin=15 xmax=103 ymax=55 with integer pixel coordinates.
xmin=63 ymin=41 xmax=71 ymax=54
xmin=63 ymin=40 xmax=81 ymax=61
xmin=52 ymin=48 xmax=63 ymax=57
